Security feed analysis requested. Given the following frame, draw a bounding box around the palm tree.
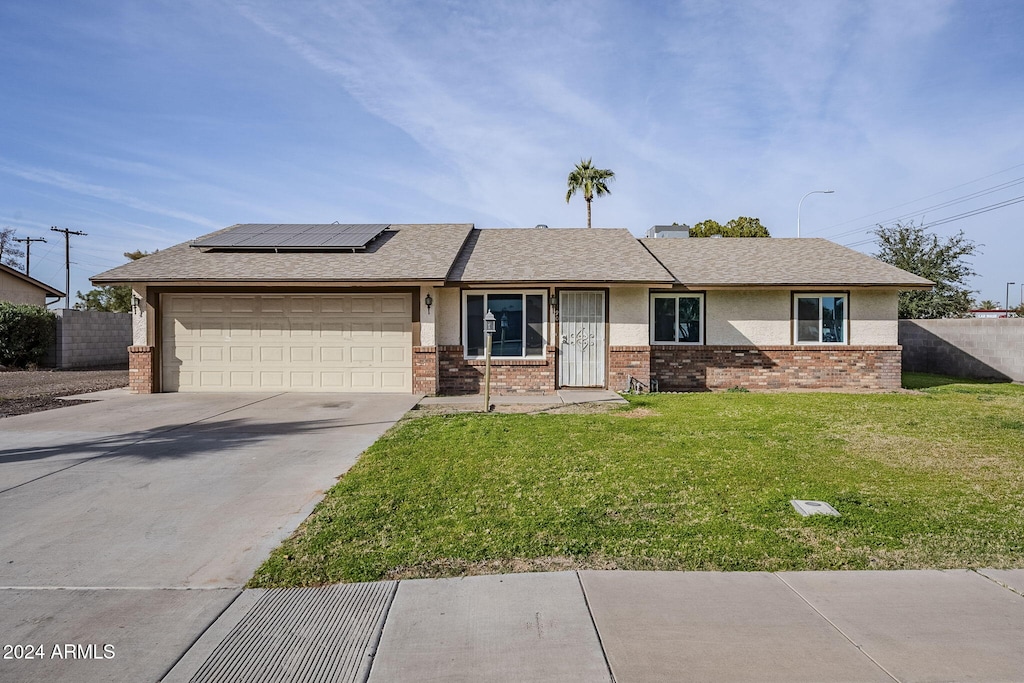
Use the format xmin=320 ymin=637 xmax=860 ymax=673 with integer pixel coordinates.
xmin=565 ymin=159 xmax=615 ymax=228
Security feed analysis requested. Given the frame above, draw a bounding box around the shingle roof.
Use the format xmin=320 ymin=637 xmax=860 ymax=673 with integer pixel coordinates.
xmin=642 ymin=237 xmax=933 ymax=288
xmin=91 ymin=224 xmax=474 ymax=284
xmin=0 ymin=263 xmax=64 ymax=297
xmin=448 ymin=228 xmax=674 ymax=283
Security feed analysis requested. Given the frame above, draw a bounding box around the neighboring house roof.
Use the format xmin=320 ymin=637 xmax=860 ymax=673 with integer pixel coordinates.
xmin=642 ymin=237 xmax=934 ymax=288
xmin=0 ymin=263 xmax=65 ymax=298
xmin=92 ymin=224 xmax=475 ymax=284
xmin=448 ymin=228 xmax=674 ymax=283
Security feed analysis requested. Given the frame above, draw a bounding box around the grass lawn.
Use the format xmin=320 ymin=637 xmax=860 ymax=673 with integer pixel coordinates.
xmin=249 ymin=374 xmax=1024 ymax=586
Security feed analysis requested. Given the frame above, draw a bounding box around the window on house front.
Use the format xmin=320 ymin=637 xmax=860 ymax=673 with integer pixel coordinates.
xmin=794 ymin=294 xmax=847 ymax=343
xmin=650 ymin=293 xmax=704 ymax=344
xmin=464 ymin=291 xmax=546 ymax=358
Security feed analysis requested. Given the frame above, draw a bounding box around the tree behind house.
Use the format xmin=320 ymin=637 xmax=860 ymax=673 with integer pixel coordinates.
xmin=689 ymin=217 xmax=770 ymax=237
xmin=565 ymin=159 xmax=615 ymax=228
xmin=873 ymin=221 xmax=978 ymax=319
xmin=74 ymin=249 xmax=155 ymax=313
xmin=0 ymin=227 xmax=26 ymax=270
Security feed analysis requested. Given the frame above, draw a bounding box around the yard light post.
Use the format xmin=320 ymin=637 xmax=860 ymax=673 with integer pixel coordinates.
xmin=797 ymin=189 xmax=835 ymax=238
xmin=483 ymin=310 xmax=495 ymax=412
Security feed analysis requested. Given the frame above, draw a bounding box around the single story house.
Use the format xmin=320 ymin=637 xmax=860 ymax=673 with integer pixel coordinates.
xmin=0 ymin=263 xmax=64 ymax=307
xmin=91 ymin=223 xmax=933 ymax=395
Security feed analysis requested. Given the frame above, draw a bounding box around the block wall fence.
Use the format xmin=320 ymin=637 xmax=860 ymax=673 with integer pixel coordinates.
xmin=899 ymin=319 xmax=1023 ymax=382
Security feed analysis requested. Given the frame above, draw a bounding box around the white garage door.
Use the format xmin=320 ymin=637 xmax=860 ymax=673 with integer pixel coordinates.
xmin=161 ymin=293 xmax=412 ymax=392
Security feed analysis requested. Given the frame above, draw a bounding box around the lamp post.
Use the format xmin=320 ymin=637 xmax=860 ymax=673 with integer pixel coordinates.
xmin=483 ymin=310 xmax=495 ymax=412
xmin=797 ymin=189 xmax=835 ymax=238
xmin=1007 ymin=282 xmax=1016 ymax=314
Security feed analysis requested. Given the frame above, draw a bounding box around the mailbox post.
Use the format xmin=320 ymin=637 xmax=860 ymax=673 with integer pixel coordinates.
xmin=483 ymin=310 xmax=495 ymax=412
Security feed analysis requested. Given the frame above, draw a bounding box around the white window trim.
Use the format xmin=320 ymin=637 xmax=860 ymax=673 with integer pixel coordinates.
xmin=793 ymin=292 xmax=849 ymax=345
xmin=649 ymin=292 xmax=705 ymax=345
xmin=462 ymin=289 xmax=548 ymax=359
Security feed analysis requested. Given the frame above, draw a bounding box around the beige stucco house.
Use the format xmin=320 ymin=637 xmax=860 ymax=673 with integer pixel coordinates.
xmin=0 ymin=263 xmax=64 ymax=307
xmin=91 ymin=224 xmax=932 ymax=395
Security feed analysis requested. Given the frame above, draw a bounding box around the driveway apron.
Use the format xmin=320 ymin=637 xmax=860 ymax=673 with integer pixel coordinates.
xmin=0 ymin=392 xmax=418 ymax=682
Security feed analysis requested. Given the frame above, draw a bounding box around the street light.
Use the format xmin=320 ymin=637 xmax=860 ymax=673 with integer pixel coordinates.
xmin=797 ymin=189 xmax=835 ymax=238
xmin=1007 ymin=282 xmax=1016 ymax=313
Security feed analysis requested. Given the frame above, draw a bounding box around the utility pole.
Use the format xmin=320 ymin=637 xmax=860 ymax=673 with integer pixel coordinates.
xmin=15 ymin=236 xmax=47 ymax=276
xmin=50 ymin=226 xmax=87 ymax=309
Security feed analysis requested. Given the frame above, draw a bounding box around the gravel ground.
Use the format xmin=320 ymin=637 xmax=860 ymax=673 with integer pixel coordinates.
xmin=0 ymin=367 xmax=128 ymax=418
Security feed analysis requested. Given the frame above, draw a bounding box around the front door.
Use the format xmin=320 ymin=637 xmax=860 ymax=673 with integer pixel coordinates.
xmin=559 ymin=290 xmax=606 ymax=387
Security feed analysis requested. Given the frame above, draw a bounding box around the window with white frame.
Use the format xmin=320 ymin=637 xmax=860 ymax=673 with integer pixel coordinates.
xmin=463 ymin=291 xmax=546 ymax=358
xmin=650 ymin=293 xmax=704 ymax=344
xmin=794 ymin=293 xmax=848 ymax=344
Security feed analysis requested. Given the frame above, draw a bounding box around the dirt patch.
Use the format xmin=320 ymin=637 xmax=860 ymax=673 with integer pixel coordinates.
xmin=0 ymin=367 xmax=128 ymax=418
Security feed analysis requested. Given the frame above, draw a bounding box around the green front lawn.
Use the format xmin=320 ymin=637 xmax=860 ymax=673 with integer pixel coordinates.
xmin=250 ymin=375 xmax=1024 ymax=586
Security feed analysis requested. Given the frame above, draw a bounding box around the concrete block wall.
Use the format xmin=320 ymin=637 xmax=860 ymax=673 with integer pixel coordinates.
xmin=54 ymin=309 xmax=132 ymax=368
xmin=899 ymin=319 xmax=1023 ymax=382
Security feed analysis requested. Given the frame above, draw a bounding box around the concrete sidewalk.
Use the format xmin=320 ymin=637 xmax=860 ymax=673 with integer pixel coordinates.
xmin=165 ymin=568 xmax=1024 ymax=682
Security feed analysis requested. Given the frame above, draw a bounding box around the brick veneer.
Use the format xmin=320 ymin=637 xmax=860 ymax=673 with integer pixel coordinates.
xmin=608 ymin=345 xmax=651 ymax=392
xmin=128 ymin=345 xmax=155 ymax=394
xmin=437 ymin=345 xmax=557 ymax=395
xmin=412 ymin=346 xmax=439 ymax=395
xmin=651 ymin=345 xmax=902 ymax=391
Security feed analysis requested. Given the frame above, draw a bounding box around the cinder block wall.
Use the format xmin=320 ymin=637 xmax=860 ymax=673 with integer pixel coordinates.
xmin=899 ymin=319 xmax=1024 ymax=382
xmin=54 ymin=309 xmax=132 ymax=368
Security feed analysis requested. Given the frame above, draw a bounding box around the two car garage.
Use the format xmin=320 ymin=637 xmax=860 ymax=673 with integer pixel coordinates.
xmin=160 ymin=293 xmax=413 ymax=393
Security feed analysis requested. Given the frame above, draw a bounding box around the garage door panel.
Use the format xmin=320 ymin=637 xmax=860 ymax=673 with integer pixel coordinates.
xmin=230 ymin=371 xmax=254 ymax=387
xmin=321 ymin=372 xmax=346 ymax=388
xmin=321 ymin=347 xmax=345 ymax=362
xmin=260 ymin=371 xmax=284 ymax=387
xmin=260 ymin=298 xmax=285 ymax=313
xmin=290 ymin=372 xmax=314 ymax=388
xmin=199 ymin=371 xmax=224 ymax=387
xmin=350 ymin=298 xmax=376 ymax=314
xmin=162 ymin=294 xmax=411 ymax=393
xmin=228 ymin=297 xmax=256 ymax=313
xmin=260 ymin=321 xmax=284 ymax=337
xmin=381 ymin=296 xmax=407 ymax=314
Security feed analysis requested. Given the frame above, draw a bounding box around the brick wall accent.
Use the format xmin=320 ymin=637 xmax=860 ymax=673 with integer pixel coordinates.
xmin=412 ymin=346 xmax=439 ymax=395
xmin=651 ymin=345 xmax=902 ymax=391
xmin=128 ymin=345 xmax=155 ymax=394
xmin=437 ymin=345 xmax=557 ymax=395
xmin=608 ymin=345 xmax=651 ymax=392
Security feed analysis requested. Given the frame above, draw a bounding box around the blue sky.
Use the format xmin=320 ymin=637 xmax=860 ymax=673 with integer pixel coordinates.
xmin=2 ymin=0 xmax=1022 ymax=307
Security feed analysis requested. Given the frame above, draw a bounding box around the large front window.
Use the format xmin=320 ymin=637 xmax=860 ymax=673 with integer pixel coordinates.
xmin=650 ymin=293 xmax=704 ymax=344
xmin=795 ymin=294 xmax=847 ymax=343
xmin=464 ymin=291 xmax=546 ymax=358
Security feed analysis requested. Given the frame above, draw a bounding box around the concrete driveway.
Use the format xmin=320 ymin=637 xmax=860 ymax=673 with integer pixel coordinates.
xmin=0 ymin=392 xmax=419 ymax=682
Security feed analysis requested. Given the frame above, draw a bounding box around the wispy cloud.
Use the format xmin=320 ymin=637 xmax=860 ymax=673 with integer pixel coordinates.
xmin=0 ymin=161 xmax=221 ymax=230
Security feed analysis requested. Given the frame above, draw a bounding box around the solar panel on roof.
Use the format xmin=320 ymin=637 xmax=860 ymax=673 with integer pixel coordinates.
xmin=191 ymin=224 xmax=390 ymax=251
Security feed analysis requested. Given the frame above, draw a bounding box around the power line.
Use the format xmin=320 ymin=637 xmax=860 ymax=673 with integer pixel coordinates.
xmin=842 ymin=193 xmax=1024 ymax=249
xmin=50 ymin=227 xmax=87 ymax=309
xmin=14 ymin=236 xmax=47 ymax=276
xmin=812 ymin=175 xmax=1024 ymax=241
xmin=809 ymin=161 xmax=1024 ymax=236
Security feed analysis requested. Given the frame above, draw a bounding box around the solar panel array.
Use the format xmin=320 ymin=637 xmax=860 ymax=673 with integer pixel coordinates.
xmin=191 ymin=224 xmax=391 ymax=250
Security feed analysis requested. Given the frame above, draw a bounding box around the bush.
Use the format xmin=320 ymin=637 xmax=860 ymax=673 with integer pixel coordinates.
xmin=0 ymin=302 xmax=56 ymax=367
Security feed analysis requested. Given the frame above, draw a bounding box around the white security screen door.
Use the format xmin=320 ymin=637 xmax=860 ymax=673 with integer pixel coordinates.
xmin=559 ymin=290 xmax=606 ymax=387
